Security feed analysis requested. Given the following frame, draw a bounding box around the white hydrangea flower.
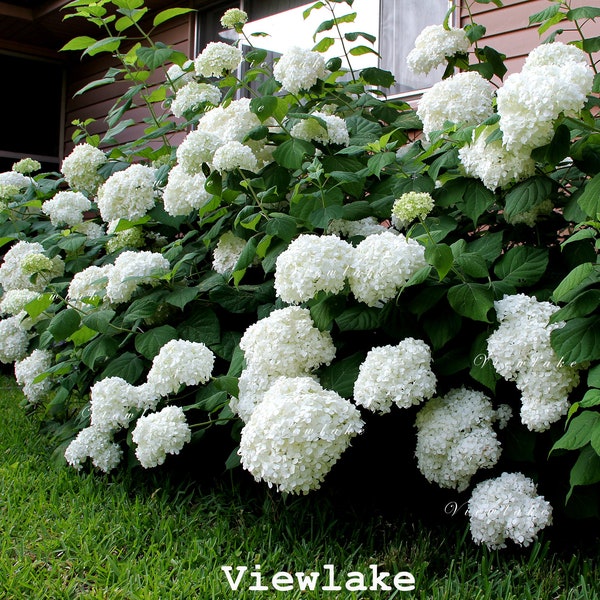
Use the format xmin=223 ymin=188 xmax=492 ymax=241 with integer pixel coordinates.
xmin=348 ymin=231 xmax=427 ymax=307
xmin=417 ymin=71 xmax=495 ymax=140
xmin=392 ymin=191 xmax=435 ymax=226
xmin=14 ymin=349 xmax=53 ymax=404
xmin=97 ymin=164 xmax=156 ymax=223
xmin=406 ymin=24 xmax=470 ymax=75
xmin=468 ymin=472 xmax=553 ymax=549
xmin=197 ymin=98 xmax=263 ymax=143
xmin=105 ymin=251 xmax=170 ymax=304
xmin=290 ymin=112 xmax=349 ymax=146
xmin=239 ymin=306 xmax=336 ymax=377
xmin=67 ymin=264 xmax=114 ymax=309
xmin=106 ymin=226 xmax=145 ymax=253
xmin=194 ymin=41 xmax=242 ymax=77
xmin=132 ymin=405 xmax=191 ymax=468
xmin=64 ymin=426 xmax=122 ymax=472
xmin=176 ymin=129 xmax=221 ymax=175
xmin=328 ymin=217 xmax=389 ymax=239
xmin=487 ymin=294 xmax=580 ymax=432
xmin=0 ymin=241 xmax=44 ymax=292
xmin=274 ymin=234 xmax=353 ymax=304
xmin=162 ymin=164 xmax=212 ymax=217
xmin=90 ymin=377 xmax=144 ymax=434
xmin=212 ymin=141 xmax=258 ymax=173
xmin=354 ymin=338 xmax=437 ymax=413
xmin=0 ymin=289 xmax=39 ymax=316
xmin=415 ymin=387 xmax=502 ymax=492
xmin=147 ymin=339 xmax=215 ymax=397
xmin=12 ymin=158 xmax=41 ymax=174
xmin=170 ymin=81 xmax=221 ymax=118
xmin=20 ymin=253 xmax=65 ymax=286
xmin=497 ymin=44 xmax=593 ymax=152
xmin=273 ymin=47 xmax=328 ymax=94
xmin=61 ymin=143 xmax=107 ymax=195
xmin=42 ymin=190 xmax=91 ymax=227
xmin=239 ymin=376 xmax=364 ymax=494
xmin=458 ymin=128 xmax=536 ymax=190
xmin=220 ymin=8 xmax=248 ymax=29
xmin=0 ymin=171 xmax=30 ymax=189
xmin=0 ymin=315 xmax=29 ymax=363
xmin=212 ymin=231 xmax=247 ymax=275
xmin=166 ymin=63 xmax=194 ymax=90
xmin=229 ymin=363 xmax=276 ymax=423
xmin=73 ymin=221 xmax=106 ymax=240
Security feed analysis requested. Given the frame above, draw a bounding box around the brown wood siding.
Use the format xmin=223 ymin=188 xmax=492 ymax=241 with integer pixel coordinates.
xmin=63 ymin=7 xmax=194 ymax=159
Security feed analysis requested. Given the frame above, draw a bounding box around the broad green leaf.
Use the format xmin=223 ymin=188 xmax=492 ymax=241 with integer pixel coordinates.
xmin=309 ymin=294 xmax=346 ymax=330
xmin=68 ymin=326 xmax=98 ymax=347
xmin=577 ymin=172 xmax=600 ymax=219
xmin=57 ymin=233 xmax=87 ymax=252
xmin=588 ymin=364 xmax=600 ymax=388
xmin=469 ymin=332 xmax=499 ymax=392
xmin=81 ymin=336 xmax=119 ymax=369
xmin=349 ymin=45 xmax=379 ymax=56
xmin=250 ymin=96 xmax=279 ymax=122
xmin=552 ymin=411 xmax=600 ymax=452
xmin=312 ymin=37 xmax=335 ymax=52
xmin=458 ymin=180 xmax=495 ymax=226
xmin=135 ymin=325 xmax=178 ymax=360
xmin=493 ymin=247 xmax=548 ymax=287
xmin=273 ymin=138 xmax=315 ymax=170
xmin=153 ymin=7 xmax=195 ymax=28
xmin=165 ymin=286 xmax=198 ymax=310
xmin=303 ymin=1 xmax=325 ymax=19
xmin=425 ymin=243 xmax=453 ymax=281
xmin=177 ymin=306 xmax=221 ymax=346
xmin=454 ymin=252 xmax=489 ymax=279
xmin=24 ymin=293 xmax=53 ymax=319
xmin=360 ymin=67 xmax=395 ymax=88
xmin=529 ymin=3 xmax=561 ymax=24
xmin=336 ymin=305 xmax=382 ymax=331
xmin=136 ymin=45 xmax=174 ymax=70
xmin=567 ymin=6 xmax=600 ymax=19
xmin=549 ymin=290 xmax=600 ymax=324
xmin=447 ymin=282 xmax=494 ymax=322
xmin=83 ymin=37 xmax=125 ymax=57
xmin=581 ymin=389 xmax=600 ymax=408
xmin=552 ymin=263 xmax=597 ymax=303
xmin=101 ymin=352 xmax=144 ymax=384
xmin=503 ymin=176 xmax=552 ymax=221
xmin=48 ymin=309 xmax=81 ymax=341
xmin=82 ymin=310 xmax=116 ymax=334
xmin=570 ymin=444 xmax=600 ymax=487
xmin=423 ymin=309 xmax=462 ymax=350
xmin=367 ymin=152 xmax=397 ymax=177
xmin=60 ymin=36 xmax=97 ymax=52
xmin=320 ymin=352 xmax=364 ymax=398
xmin=551 ymin=316 xmax=600 ymax=365
xmin=265 ymin=214 xmax=297 ymax=241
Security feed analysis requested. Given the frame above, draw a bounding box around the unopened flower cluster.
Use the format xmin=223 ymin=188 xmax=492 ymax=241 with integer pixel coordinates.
xmin=239 ymin=376 xmax=364 ymax=494
xmin=42 ymin=190 xmax=91 ymax=227
xmin=61 ymin=143 xmax=107 ymax=194
xmin=220 ymin=8 xmax=247 ymax=29
xmin=354 ymin=338 xmax=437 ymax=413
xmin=406 ymin=24 xmax=470 ymax=75
xmin=273 ymin=47 xmax=328 ymax=94
xmin=487 ymin=294 xmax=580 ymax=431
xmin=415 ymin=387 xmax=503 ymax=491
xmin=12 ymin=158 xmax=41 ymax=175
xmin=392 ymin=191 xmax=434 ymax=227
xmin=468 ymin=472 xmax=553 ymax=549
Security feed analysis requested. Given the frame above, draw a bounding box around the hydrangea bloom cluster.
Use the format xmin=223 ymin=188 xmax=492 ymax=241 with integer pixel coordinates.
xmin=42 ymin=190 xmax=91 ymax=227
xmin=0 ymin=171 xmax=30 ymax=189
xmin=67 ymin=264 xmax=114 ymax=309
xmin=162 ymin=164 xmax=211 ymax=217
xmin=487 ymin=294 xmax=580 ymax=431
xmin=0 ymin=289 xmax=39 ymax=316
xmin=290 ymin=112 xmax=349 ymax=146
xmin=392 ymin=191 xmax=434 ymax=227
xmin=166 ymin=63 xmax=194 ymax=90
xmin=212 ymin=231 xmax=247 ymax=274
xmin=146 ymin=339 xmax=215 ymax=397
xmin=354 ymin=338 xmax=437 ymax=413
xmin=417 ymin=72 xmax=494 ymax=140
xmin=97 ymin=164 xmax=156 ymax=223
xmin=348 ymin=231 xmax=427 ymax=306
xmin=497 ymin=42 xmax=594 ymax=151
xmin=176 ymin=129 xmax=221 ymax=175
xmin=131 ymin=405 xmax=191 ymax=468
xmin=14 ymin=349 xmax=53 ymax=404
xmin=239 ymin=376 xmax=364 ymax=494
xmin=0 ymin=241 xmax=62 ymax=292
xmin=212 ymin=141 xmax=259 ymax=172
xmin=274 ymin=234 xmax=353 ymax=304
xmin=220 ymin=8 xmax=248 ymax=29
xmin=61 ymin=143 xmax=107 ymax=194
xmin=458 ymin=129 xmax=536 ymax=190
xmin=406 ymin=24 xmax=470 ymax=74
xmin=106 ymin=226 xmax=145 ymax=253
xmin=105 ymin=251 xmax=170 ymax=304
xmin=273 ymin=47 xmax=328 ymax=94
xmin=415 ymin=387 xmax=503 ymax=491
xmin=65 ymin=426 xmax=123 ymax=472
xmin=194 ymin=41 xmax=242 ymax=77
xmin=327 ymin=217 xmax=389 ymax=239
xmin=12 ymin=158 xmax=41 ymax=174
xmin=232 ymin=307 xmax=336 ymax=420
xmin=74 ymin=221 xmax=106 ymax=240
xmin=0 ymin=315 xmax=29 ymax=363
xmin=468 ymin=472 xmax=553 ymax=549
xmin=170 ymin=82 xmax=221 ymax=118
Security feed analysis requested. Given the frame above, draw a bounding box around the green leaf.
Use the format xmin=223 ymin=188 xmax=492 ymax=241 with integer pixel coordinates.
xmin=135 ymin=325 xmax=178 ymax=360
xmin=250 ymin=96 xmax=279 ymax=123
xmin=24 ymin=293 xmax=53 ymax=319
xmin=60 ymin=36 xmax=97 ymax=52
xmin=570 ymin=444 xmax=600 ymax=487
xmin=68 ymin=325 xmax=97 ymax=347
xmin=367 ymin=152 xmax=397 ymax=177
xmin=153 ymin=7 xmax=195 ymax=27
xmin=213 ymin=376 xmax=239 ymax=398
xmin=82 ymin=310 xmax=116 ymax=334
xmin=101 ymin=352 xmax=144 ymax=384
xmin=336 ymin=305 xmax=382 ymax=331
xmin=470 ymin=332 xmax=499 ymax=392
xmin=177 ymin=307 xmax=221 ymax=347
xmin=581 ymin=389 xmax=600 ymax=409
xmin=83 ymin=37 xmax=125 ymax=57
xmin=425 ymin=243 xmax=453 ymax=281
xmin=549 ymin=290 xmax=600 ymax=324
xmin=312 ymin=37 xmax=335 ymax=52
xmin=552 ymin=263 xmax=597 ymax=303
xmin=265 ymin=214 xmax=297 ymax=242
xmin=552 ymin=411 xmax=600 ymax=452
xmin=165 ymin=286 xmax=198 ymax=310
xmin=48 ymin=309 xmax=81 ymax=341
xmin=493 ymin=247 xmax=548 ymax=287
xmin=423 ymin=309 xmax=462 ymax=350
xmin=503 ymin=176 xmax=552 ymax=221
xmin=345 ymin=31 xmax=376 ymax=43
xmin=360 ymin=67 xmax=395 ymax=88
xmin=577 ymin=172 xmax=600 ymax=219
xmin=457 ymin=180 xmax=495 ymax=226
xmin=320 ymin=352 xmax=364 ymax=398
xmin=529 ymin=3 xmax=561 ymax=24
xmin=588 ymin=364 xmax=600 ymax=388
xmin=273 ymin=138 xmax=315 ymax=169
xmin=136 ymin=45 xmax=174 ymax=70
xmin=551 ymin=316 xmax=600 ymax=365
xmin=57 ymin=233 xmax=87 ymax=252
xmin=567 ymin=6 xmax=600 ymax=19
xmin=348 ymin=45 xmax=379 ymax=56
xmin=309 ymin=294 xmax=346 ymax=330
xmin=81 ymin=336 xmax=119 ymax=369
xmin=454 ymin=252 xmax=489 ymax=279
xmin=447 ymin=283 xmax=494 ymax=322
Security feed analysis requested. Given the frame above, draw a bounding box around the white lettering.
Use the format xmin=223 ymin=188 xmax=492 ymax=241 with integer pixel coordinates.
xmin=345 ymin=571 xmax=367 ymax=591
xmin=249 ymin=565 xmax=268 ymax=591
xmin=369 ymin=564 xmax=392 ymax=591
xmin=322 ymin=564 xmax=342 ymax=591
xmin=295 ymin=571 xmax=320 ymax=591
xmin=221 ymin=566 xmax=247 ymax=591
xmin=394 ymin=571 xmax=416 ymax=591
xmin=272 ymin=571 xmax=294 ymax=591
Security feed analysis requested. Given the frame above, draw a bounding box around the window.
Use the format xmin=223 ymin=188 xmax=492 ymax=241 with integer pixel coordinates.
xmin=0 ymin=53 xmax=64 ymax=172
xmin=195 ymin=0 xmax=451 ymax=97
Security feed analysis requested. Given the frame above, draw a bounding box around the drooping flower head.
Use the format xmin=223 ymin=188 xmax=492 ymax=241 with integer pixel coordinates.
xmin=290 ymin=112 xmax=349 ymax=146
xmin=14 ymin=349 xmax=53 ymax=404
xmin=64 ymin=426 xmax=123 ymax=472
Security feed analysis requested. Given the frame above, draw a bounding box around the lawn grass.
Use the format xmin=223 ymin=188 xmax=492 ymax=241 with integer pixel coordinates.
xmin=0 ymin=373 xmax=598 ymax=599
